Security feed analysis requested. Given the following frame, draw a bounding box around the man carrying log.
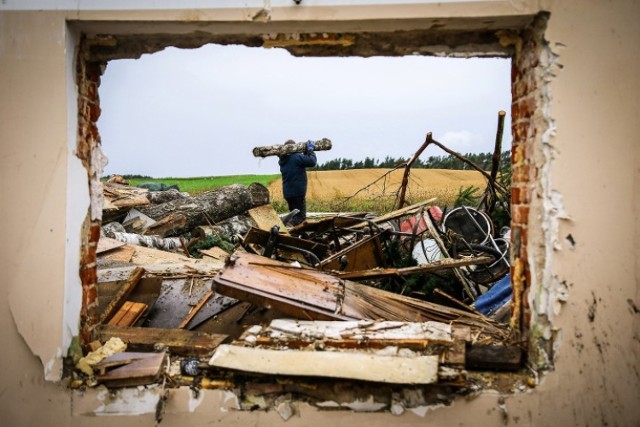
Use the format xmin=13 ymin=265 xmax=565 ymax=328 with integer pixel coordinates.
xmin=278 ymin=140 xmax=317 ymax=226
xmin=252 ymin=138 xmax=331 ymax=226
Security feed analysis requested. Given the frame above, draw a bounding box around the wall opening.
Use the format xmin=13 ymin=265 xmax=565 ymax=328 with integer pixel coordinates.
xmin=71 ymin=12 xmax=552 ymax=413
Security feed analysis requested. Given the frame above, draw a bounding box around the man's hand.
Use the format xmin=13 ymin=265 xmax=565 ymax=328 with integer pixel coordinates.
xmin=306 ymin=140 xmax=315 ymax=153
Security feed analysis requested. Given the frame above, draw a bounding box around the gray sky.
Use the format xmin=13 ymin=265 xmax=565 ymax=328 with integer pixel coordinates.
xmin=99 ymin=44 xmax=511 ymax=178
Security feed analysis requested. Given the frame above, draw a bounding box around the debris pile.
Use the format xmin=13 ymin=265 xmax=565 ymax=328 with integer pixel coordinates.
xmin=74 ymin=128 xmax=523 ymax=414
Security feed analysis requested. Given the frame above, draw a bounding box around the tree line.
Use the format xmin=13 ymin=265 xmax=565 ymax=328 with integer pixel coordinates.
xmin=312 ymin=151 xmax=511 ymax=171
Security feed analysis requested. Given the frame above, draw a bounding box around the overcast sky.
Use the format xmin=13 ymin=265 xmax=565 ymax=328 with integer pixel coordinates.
xmin=98 ymin=44 xmax=511 ymax=178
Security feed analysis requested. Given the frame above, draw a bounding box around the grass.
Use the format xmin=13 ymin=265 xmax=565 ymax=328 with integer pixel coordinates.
xmin=125 ymin=174 xmax=280 ymax=196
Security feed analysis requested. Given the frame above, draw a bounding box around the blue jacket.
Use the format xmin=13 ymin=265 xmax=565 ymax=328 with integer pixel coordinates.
xmin=278 ymin=151 xmax=317 ymax=199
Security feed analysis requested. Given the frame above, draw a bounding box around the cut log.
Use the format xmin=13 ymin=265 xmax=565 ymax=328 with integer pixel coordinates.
xmin=247 ymin=205 xmax=288 ymax=234
xmin=146 ymin=188 xmax=189 ymax=204
xmin=138 ymin=184 xmax=265 ymax=237
xmin=252 ymin=138 xmax=332 ymax=158
xmin=110 ymin=231 xmax=183 ymax=251
xmin=144 ymin=212 xmax=189 ymax=238
xmin=191 ymin=215 xmax=256 ymax=239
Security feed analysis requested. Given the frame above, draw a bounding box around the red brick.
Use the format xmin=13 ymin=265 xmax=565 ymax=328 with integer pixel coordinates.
xmin=80 ymin=265 xmax=97 ymax=285
xmin=88 ymin=101 xmax=101 ymax=122
xmin=512 ymin=205 xmax=530 ymax=226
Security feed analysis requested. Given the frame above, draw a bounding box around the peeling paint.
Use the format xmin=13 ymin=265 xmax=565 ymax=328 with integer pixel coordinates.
xmin=89 ymin=145 xmax=108 ymax=220
xmin=339 ymin=395 xmax=387 ymax=412
xmin=94 ymin=385 xmax=163 ymax=416
xmin=251 ymin=0 xmax=271 ymax=23
xmin=408 ymin=403 xmax=446 ymax=417
xmin=44 ymin=347 xmax=63 ymax=382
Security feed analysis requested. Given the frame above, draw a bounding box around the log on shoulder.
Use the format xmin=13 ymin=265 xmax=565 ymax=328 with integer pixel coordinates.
xmin=252 ymin=138 xmax=332 ymax=158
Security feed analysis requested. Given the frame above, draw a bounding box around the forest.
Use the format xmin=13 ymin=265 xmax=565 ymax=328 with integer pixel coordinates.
xmin=312 ymin=151 xmax=511 ymax=171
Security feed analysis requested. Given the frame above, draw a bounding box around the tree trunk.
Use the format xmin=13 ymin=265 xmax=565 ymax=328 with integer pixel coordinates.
xmin=252 ymin=138 xmax=332 ymax=158
xmin=191 ymin=215 xmax=256 ymax=239
xmin=139 ymin=184 xmax=266 ymax=237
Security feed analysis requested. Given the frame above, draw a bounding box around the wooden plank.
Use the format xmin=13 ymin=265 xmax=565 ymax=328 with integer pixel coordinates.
xmin=200 ymin=246 xmax=230 ymax=260
xmin=465 ymin=344 xmax=522 ymax=370
xmin=178 ymin=290 xmax=213 ymax=329
xmin=98 ymin=267 xmax=145 ymax=325
xmin=336 ymin=256 xmax=494 ymax=280
xmin=107 ymin=301 xmax=147 ymax=327
xmin=97 ymin=236 xmax=126 ymax=254
xmin=320 ymin=234 xmax=386 ymax=272
xmin=96 ymin=351 xmax=166 ymax=387
xmin=213 ymin=252 xmax=510 ymax=337
xmin=351 ymin=199 xmax=437 ymax=229
xmin=93 ymin=351 xmax=154 ymax=374
xmin=94 ymin=325 xmax=228 ymax=357
xmin=209 ymin=344 xmax=439 ymax=384
xmin=247 ymin=205 xmax=288 ymax=234
xmin=97 ymin=277 xmax=162 ymax=320
xmin=98 ymin=245 xmax=135 ymax=263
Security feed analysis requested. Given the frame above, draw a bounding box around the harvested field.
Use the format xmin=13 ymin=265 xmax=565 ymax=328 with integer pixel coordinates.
xmin=269 ymin=168 xmax=487 ymax=212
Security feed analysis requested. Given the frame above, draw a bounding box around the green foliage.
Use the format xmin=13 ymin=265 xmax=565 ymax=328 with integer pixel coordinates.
xmin=376 ymin=239 xmax=461 ymax=300
xmin=125 ymin=174 xmax=280 ymax=196
xmin=454 ymin=185 xmax=481 ymax=207
xmin=188 ymin=233 xmax=234 ymax=258
xmin=312 ymin=151 xmax=511 ymax=171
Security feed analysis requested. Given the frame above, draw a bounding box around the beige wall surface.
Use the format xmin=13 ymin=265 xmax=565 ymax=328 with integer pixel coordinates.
xmin=0 ymin=1 xmax=638 ymax=426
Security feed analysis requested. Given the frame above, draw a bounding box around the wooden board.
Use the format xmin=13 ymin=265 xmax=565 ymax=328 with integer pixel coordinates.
xmin=213 ymin=252 xmax=509 ymax=338
xmin=96 ymin=351 xmax=166 ymax=387
xmin=98 ymin=245 xmax=135 ymax=263
xmin=97 ymin=277 xmax=162 ymax=323
xmin=94 ymin=325 xmax=228 ymax=357
xmin=97 ymin=237 xmax=126 ymax=254
xmin=98 ymin=267 xmax=145 ymax=325
xmin=320 ymin=233 xmax=385 ymax=272
xmin=200 ymin=246 xmax=230 ymax=260
xmin=247 ymin=205 xmax=288 ymax=234
xmin=107 ymin=301 xmax=148 ymax=327
xmin=209 ymin=344 xmax=439 ymax=384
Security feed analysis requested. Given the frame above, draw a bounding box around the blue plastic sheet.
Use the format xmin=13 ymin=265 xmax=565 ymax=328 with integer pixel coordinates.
xmin=473 ymin=274 xmax=512 ymax=316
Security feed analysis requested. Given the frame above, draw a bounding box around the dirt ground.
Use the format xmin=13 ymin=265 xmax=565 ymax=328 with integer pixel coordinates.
xmin=268 ymin=168 xmax=488 ymax=207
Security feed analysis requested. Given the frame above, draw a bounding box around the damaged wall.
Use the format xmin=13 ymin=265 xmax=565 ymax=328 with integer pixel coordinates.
xmin=0 ymin=1 xmax=639 ymax=426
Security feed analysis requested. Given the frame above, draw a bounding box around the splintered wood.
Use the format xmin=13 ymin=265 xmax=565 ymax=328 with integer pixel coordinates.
xmin=213 ymin=252 xmax=507 ymax=338
xmin=95 ymin=351 xmax=167 ymax=387
xmin=94 ymin=325 xmax=228 ymax=357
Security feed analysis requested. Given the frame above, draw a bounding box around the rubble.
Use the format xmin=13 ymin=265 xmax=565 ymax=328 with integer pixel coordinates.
xmin=77 ymin=132 xmax=518 ymax=410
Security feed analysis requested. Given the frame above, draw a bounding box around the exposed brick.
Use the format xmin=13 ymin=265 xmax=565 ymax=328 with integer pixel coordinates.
xmin=83 ymin=285 xmax=97 ymax=306
xmin=512 ymin=164 xmax=530 ymax=183
xmin=512 ymin=96 xmax=537 ymax=120
xmin=88 ymin=101 xmax=101 ymax=123
xmin=79 ymin=266 xmax=97 ymax=285
xmin=512 ymin=205 xmax=530 ymax=226
xmin=89 ymin=222 xmax=101 ymax=243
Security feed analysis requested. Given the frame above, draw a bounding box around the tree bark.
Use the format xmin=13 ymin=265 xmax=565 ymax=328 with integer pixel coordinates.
xmin=252 ymin=138 xmax=332 ymax=158
xmin=191 ymin=215 xmax=256 ymax=239
xmin=138 ymin=184 xmax=266 ymax=237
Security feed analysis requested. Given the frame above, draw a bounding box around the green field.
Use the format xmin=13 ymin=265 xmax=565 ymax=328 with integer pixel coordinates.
xmin=125 ymin=174 xmax=280 ymax=195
